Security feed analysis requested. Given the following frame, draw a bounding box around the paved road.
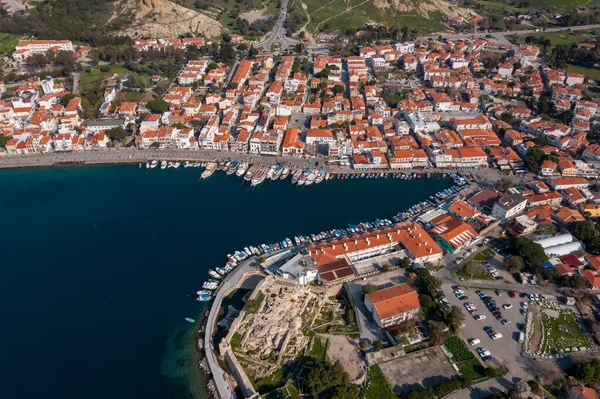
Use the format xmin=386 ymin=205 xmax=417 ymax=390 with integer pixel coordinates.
xmin=204 ymin=258 xmax=256 ymax=399
xmin=258 ymin=0 xmax=297 ymax=51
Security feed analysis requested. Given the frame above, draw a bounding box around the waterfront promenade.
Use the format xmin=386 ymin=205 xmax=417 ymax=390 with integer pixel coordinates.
xmin=204 ymin=258 xmax=257 ymax=399
xmin=0 ymin=148 xmax=514 ymax=183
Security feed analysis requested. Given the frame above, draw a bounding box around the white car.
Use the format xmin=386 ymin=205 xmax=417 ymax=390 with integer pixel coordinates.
xmin=522 ymin=302 xmax=528 ymax=309
xmin=474 ymin=314 xmax=486 ymax=320
xmin=477 ymin=347 xmax=491 ymax=358
xmin=501 ymin=319 xmax=511 ymax=325
xmin=468 ymin=338 xmax=481 ymax=345
xmin=491 ymin=333 xmax=503 ymax=340
xmin=502 ymin=304 xmax=513 ymax=309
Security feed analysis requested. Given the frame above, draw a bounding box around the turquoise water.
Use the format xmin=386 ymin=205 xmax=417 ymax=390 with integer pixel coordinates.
xmin=0 ymin=165 xmax=453 ymax=399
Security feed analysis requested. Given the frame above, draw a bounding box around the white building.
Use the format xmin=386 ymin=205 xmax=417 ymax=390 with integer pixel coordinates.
xmin=492 ymin=194 xmax=527 ymax=220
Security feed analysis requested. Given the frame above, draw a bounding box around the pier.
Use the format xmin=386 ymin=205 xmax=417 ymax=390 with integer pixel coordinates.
xmin=204 ymin=257 xmax=258 ymax=399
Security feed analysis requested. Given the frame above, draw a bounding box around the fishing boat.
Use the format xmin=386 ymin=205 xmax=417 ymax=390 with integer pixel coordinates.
xmin=251 ymin=167 xmax=267 ymax=186
xmin=197 ymin=293 xmax=212 ymax=302
xmin=203 ymin=282 xmax=218 ymax=290
xmin=266 ymin=165 xmax=277 ymax=180
xmin=150 ymin=160 xmax=158 ymax=169
xmin=236 ymin=162 xmax=248 ymax=177
xmin=201 ymin=162 xmax=217 ymax=179
xmin=305 ymin=170 xmax=318 ymax=185
xmin=215 ymin=267 xmax=226 ymax=276
xmin=291 ymin=169 xmax=302 ymax=184
xmin=280 ymin=167 xmax=290 ymax=180
xmin=325 ymin=173 xmax=331 ymax=180
xmin=223 ymin=161 xmax=232 ymax=172
xmin=273 ymin=166 xmax=283 ymax=180
xmin=208 ymin=270 xmax=222 ymax=279
xmin=244 ymin=164 xmax=259 ymax=181
xmin=314 ymin=170 xmax=325 ymax=184
xmin=227 ymin=160 xmax=239 ymax=175
xmin=185 ymin=318 xmax=195 ymax=323
xmin=297 ymin=171 xmax=307 ymax=186
xmin=216 ymin=161 xmax=225 ymax=171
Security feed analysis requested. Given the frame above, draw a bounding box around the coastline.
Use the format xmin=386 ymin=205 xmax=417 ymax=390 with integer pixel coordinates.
xmin=0 ymin=149 xmax=513 ymax=184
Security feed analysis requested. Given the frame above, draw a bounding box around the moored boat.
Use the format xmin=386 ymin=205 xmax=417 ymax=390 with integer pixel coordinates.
xmin=245 ymin=164 xmax=258 ymax=181
xmin=227 ymin=160 xmax=239 ymax=175
xmin=291 ymin=169 xmax=302 ymax=184
xmin=160 ymin=161 xmax=167 ymax=170
xmin=150 ymin=160 xmax=158 ymax=169
xmin=236 ymin=162 xmax=248 ymax=177
xmin=305 ymin=170 xmax=318 ymax=185
xmin=314 ymin=170 xmax=325 ymax=184
xmin=280 ymin=167 xmax=290 ymax=180
xmin=251 ymin=166 xmax=267 ymax=186
xmin=201 ymin=162 xmax=217 ymax=179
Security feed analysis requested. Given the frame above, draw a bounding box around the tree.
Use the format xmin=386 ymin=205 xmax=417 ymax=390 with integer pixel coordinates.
xmin=495 ymin=177 xmax=514 ymax=192
xmin=401 ymin=257 xmax=411 ymax=268
xmin=248 ymin=46 xmax=259 ymax=57
xmin=419 ymin=294 xmax=437 ymax=316
xmin=308 ymin=360 xmax=355 ymax=399
xmin=504 ymin=256 xmax=525 ymax=273
xmin=0 ymin=133 xmax=9 ymax=148
xmin=150 ymin=141 xmax=160 ymax=148
xmin=435 ymin=378 xmax=462 ymax=397
xmin=418 ymin=274 xmax=442 ymax=297
xmin=445 ymin=305 xmax=465 ymax=333
xmin=428 ymin=321 xmax=449 ymax=345
xmin=146 ymin=99 xmax=170 ymax=114
xmin=373 ymin=340 xmax=383 ymax=351
xmin=105 ymin=127 xmax=127 ymax=141
xmin=408 ymin=387 xmax=436 ymax=399
xmin=575 ymin=358 xmax=600 ymax=383
xmin=486 ymin=365 xmax=509 ymax=378
xmin=514 ymin=237 xmax=548 ymax=267
xmin=333 ymin=84 xmax=344 ymax=94
xmin=363 ymin=284 xmax=378 ymax=295
xmin=320 ymin=67 xmax=331 ymax=78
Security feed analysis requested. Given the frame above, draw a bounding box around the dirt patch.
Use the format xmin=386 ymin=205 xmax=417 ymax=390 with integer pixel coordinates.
xmin=324 ymin=334 xmax=367 ymax=384
xmin=117 ymin=0 xmax=222 ymax=39
xmin=373 ymin=0 xmax=471 ymax=18
xmin=240 ymin=6 xmax=271 ymax=23
xmin=529 ymin=308 xmax=543 ymax=354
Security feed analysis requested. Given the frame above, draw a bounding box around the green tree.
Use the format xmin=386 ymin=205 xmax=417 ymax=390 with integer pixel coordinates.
xmin=308 ymin=360 xmax=354 ymax=399
xmin=333 ymin=84 xmax=344 ymax=94
xmin=575 ymin=358 xmax=600 ymax=383
xmin=146 ymin=99 xmax=170 ymax=114
xmin=419 ymin=294 xmax=437 ymax=316
xmin=504 ymin=256 xmax=525 ymax=273
xmin=445 ymin=305 xmax=465 ymax=333
xmin=428 ymin=321 xmax=449 ymax=345
xmin=105 ymin=126 xmax=127 ymax=141
xmin=408 ymin=386 xmax=436 ymax=399
xmin=373 ymin=340 xmax=383 ymax=351
xmin=363 ymin=284 xmax=378 ymax=295
xmin=0 ymin=133 xmax=9 ymax=148
xmin=514 ymin=237 xmax=548 ymax=267
xmin=435 ymin=378 xmax=463 ymax=397
xmin=401 ymin=257 xmax=411 ymax=268
xmin=485 ymin=365 xmax=509 ymax=378
xmin=495 ymin=176 xmax=514 ymax=192
xmin=150 ymin=141 xmax=160 ymax=148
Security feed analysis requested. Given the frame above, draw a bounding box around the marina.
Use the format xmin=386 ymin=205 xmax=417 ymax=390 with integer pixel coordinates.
xmin=0 ymin=164 xmax=457 ymax=399
xmin=144 ymin=158 xmax=461 ymax=188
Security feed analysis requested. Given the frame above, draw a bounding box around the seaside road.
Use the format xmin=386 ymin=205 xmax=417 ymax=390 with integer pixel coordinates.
xmin=204 ymin=258 xmax=258 ymax=399
xmin=0 ymin=149 xmax=515 ymax=183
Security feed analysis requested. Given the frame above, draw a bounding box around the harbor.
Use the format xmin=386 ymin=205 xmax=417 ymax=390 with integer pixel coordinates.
xmin=145 ymin=158 xmax=467 ymax=188
xmin=0 ymin=164 xmax=459 ymax=399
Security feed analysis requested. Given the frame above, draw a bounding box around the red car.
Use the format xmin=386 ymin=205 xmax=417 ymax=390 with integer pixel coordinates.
xmin=493 ymin=311 xmax=502 ymax=317
xmin=508 ymin=291 xmax=516 ymax=298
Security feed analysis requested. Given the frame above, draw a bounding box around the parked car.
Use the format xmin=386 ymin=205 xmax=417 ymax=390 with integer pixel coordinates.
xmin=468 ymin=338 xmax=481 ymax=345
xmin=491 ymin=333 xmax=503 ymax=340
xmin=495 ymin=289 xmax=502 ymax=296
xmin=477 ymin=347 xmax=491 ymax=357
xmin=474 ymin=314 xmax=486 ymax=320
xmin=502 ymin=304 xmax=513 ymax=309
xmin=522 ymin=302 xmax=528 ymax=309
xmin=508 ymin=291 xmax=516 ymax=298
xmin=501 ymin=319 xmax=511 ymax=325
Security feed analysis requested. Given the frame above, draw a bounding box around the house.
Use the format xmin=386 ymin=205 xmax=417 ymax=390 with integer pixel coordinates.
xmin=584 ymin=270 xmax=600 ymax=290
xmin=305 ymin=129 xmax=334 ymax=145
xmin=365 ymin=284 xmax=421 ymax=327
xmin=570 ymin=387 xmax=598 ymax=399
xmin=281 ymin=128 xmax=305 ymax=156
xmin=430 ymin=215 xmax=479 ymax=253
xmin=492 ymin=194 xmax=527 ymax=220
xmin=448 ymin=200 xmax=480 ymax=221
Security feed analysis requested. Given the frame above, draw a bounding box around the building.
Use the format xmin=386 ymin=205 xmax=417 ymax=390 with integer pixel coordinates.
xmin=430 ymin=215 xmax=478 ymax=253
xmin=82 ymin=118 xmax=126 ymax=134
xmin=584 ymin=270 xmax=600 ymax=290
xmin=492 ymin=194 xmax=527 ymax=220
xmin=365 ymin=284 xmax=421 ymax=327
xmin=13 ymin=40 xmax=74 ymax=62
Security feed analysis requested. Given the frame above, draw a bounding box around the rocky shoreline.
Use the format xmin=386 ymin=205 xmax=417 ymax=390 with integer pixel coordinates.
xmin=195 ymin=309 xmax=218 ymax=399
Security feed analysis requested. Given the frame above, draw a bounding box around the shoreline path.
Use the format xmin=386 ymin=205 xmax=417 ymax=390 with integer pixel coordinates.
xmin=0 ymin=149 xmax=518 ymax=183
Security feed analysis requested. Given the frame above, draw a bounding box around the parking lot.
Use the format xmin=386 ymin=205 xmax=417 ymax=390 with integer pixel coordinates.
xmin=442 ymin=283 xmax=530 ymax=370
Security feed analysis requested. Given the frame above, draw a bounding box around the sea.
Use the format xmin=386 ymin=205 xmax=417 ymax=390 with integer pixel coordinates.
xmin=0 ymin=165 xmax=453 ymax=399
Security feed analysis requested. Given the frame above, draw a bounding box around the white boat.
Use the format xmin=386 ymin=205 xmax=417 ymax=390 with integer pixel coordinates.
xmin=236 ymin=162 xmax=249 ymax=177
xmin=201 ymin=162 xmax=217 ymax=179
xmin=245 ymin=164 xmax=258 ymax=181
xmin=168 ymin=162 xmax=175 ymax=168
xmin=208 ymin=270 xmax=222 ymax=279
xmin=173 ymin=162 xmax=181 ymax=168
xmin=273 ymin=167 xmax=283 ymax=180
xmin=266 ymin=166 xmax=277 ymax=180
xmin=150 ymin=160 xmax=158 ymax=169
xmin=160 ymin=161 xmax=167 ymax=170
xmin=215 ymin=267 xmax=226 ymax=276
xmin=251 ymin=167 xmax=267 ymax=186
xmin=280 ymin=168 xmax=290 ymax=180
xmin=315 ymin=170 xmax=325 ymax=184
xmin=145 ymin=162 xmax=150 ymax=169
xmin=305 ymin=170 xmax=318 ymax=185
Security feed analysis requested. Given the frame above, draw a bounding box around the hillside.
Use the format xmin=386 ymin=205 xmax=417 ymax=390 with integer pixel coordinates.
xmin=297 ymin=0 xmax=473 ymax=34
xmin=115 ymin=0 xmax=222 ymax=39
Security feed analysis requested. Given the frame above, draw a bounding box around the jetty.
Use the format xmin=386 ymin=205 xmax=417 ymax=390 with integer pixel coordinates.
xmin=204 ymin=257 xmax=257 ymax=399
